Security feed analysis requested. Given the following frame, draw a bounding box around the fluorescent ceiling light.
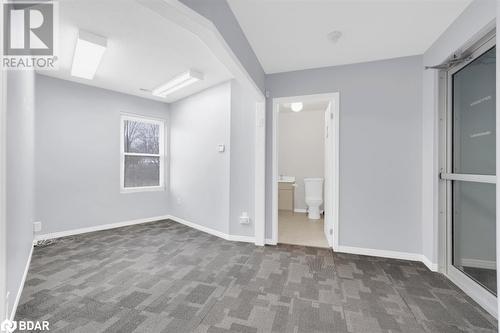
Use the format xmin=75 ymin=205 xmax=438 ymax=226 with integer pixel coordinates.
xmin=291 ymin=102 xmax=303 ymax=112
xmin=71 ymin=30 xmax=107 ymax=80
xmin=152 ymin=70 xmax=204 ymax=98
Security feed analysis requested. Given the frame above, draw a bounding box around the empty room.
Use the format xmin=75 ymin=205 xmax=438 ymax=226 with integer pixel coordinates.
xmin=1 ymin=0 xmax=499 ymax=332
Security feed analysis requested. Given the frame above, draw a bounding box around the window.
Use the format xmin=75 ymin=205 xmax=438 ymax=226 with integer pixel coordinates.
xmin=120 ymin=115 xmax=165 ymax=192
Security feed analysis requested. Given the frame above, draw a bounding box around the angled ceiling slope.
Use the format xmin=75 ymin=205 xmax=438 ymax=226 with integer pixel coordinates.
xmin=40 ymin=0 xmax=233 ymax=103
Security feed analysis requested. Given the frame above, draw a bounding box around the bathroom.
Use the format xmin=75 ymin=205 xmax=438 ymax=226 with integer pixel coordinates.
xmin=276 ymin=98 xmax=334 ymax=248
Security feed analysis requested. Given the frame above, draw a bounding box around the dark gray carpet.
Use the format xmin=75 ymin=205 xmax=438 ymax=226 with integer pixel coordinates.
xmin=16 ymin=220 xmax=497 ymax=332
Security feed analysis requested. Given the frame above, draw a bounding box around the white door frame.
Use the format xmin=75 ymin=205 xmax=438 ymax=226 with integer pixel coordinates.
xmin=271 ymin=93 xmax=340 ymax=249
xmin=254 ymin=101 xmax=266 ymax=246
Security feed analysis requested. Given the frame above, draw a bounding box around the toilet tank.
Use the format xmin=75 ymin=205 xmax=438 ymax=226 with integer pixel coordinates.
xmin=304 ymin=178 xmax=324 ymax=199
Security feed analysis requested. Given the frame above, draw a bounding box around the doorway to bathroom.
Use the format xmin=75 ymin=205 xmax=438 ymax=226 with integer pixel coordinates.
xmin=271 ymin=93 xmax=339 ymax=249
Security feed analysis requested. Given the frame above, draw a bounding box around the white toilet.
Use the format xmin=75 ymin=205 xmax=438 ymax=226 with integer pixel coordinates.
xmin=304 ymin=178 xmax=324 ymax=220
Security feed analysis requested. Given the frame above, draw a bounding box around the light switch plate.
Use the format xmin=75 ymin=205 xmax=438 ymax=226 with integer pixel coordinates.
xmin=218 ymin=144 xmax=225 ymax=152
xmin=33 ymin=221 xmax=42 ymax=233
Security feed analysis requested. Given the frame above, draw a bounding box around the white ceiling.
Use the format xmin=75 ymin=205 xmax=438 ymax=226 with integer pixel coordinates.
xmin=279 ymin=100 xmax=330 ymax=113
xmin=228 ymin=0 xmax=472 ymax=74
xmin=40 ymin=0 xmax=233 ymax=103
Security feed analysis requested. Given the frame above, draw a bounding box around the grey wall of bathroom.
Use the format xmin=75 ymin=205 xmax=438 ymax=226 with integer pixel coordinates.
xmin=178 ymin=0 xmax=265 ymax=93
xmin=6 ymin=69 xmax=35 ymax=316
xmin=168 ymin=82 xmax=231 ymax=234
xmin=278 ymin=110 xmax=324 ymax=211
xmin=35 ymin=75 xmax=170 ymax=234
xmin=266 ymin=55 xmax=423 ymax=254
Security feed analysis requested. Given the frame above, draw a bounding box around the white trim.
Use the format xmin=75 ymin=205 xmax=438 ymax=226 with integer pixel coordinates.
xmin=34 ymin=214 xmax=259 ymax=245
xmin=448 ymin=265 xmax=497 ymax=317
xmin=10 ymin=245 xmax=33 ymax=321
xmin=265 ymin=238 xmax=277 ymax=245
xmin=254 ymin=102 xmax=266 ymax=246
xmin=167 ymin=215 xmax=255 ymax=243
xmin=337 ymin=245 xmax=438 ymax=272
xmin=120 ymin=115 xmax=166 ymax=193
xmin=272 ymin=93 xmax=340 ymax=250
xmin=34 ymin=215 xmax=171 ymax=241
xmin=293 ymin=208 xmax=307 ymax=213
xmin=458 ymin=258 xmax=496 ymax=270
xmin=421 ymin=255 xmax=439 ymax=272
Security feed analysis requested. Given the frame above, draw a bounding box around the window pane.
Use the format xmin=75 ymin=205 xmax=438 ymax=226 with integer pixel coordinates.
xmin=124 ymin=156 xmax=160 ymax=188
xmin=452 ymin=46 xmax=496 ymax=175
xmin=452 ymin=181 xmax=496 ymax=295
xmin=124 ymin=120 xmax=160 ymax=154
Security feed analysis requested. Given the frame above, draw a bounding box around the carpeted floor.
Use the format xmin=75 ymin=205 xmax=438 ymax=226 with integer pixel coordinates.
xmin=16 ymin=220 xmax=497 ymax=332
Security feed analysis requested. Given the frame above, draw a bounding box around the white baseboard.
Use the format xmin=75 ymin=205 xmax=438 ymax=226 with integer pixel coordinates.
xmin=459 ymin=258 xmax=496 ymax=270
xmin=421 ymin=255 xmax=439 ymax=272
xmin=265 ymin=238 xmax=277 ymax=245
xmin=166 ymin=215 xmax=255 ymax=244
xmin=34 ymin=215 xmax=171 ymax=241
xmin=35 ymin=214 xmax=258 ymax=247
xmin=337 ymin=245 xmax=438 ymax=272
xmin=10 ymin=244 xmax=33 ymax=321
xmin=293 ymin=208 xmax=307 ymax=213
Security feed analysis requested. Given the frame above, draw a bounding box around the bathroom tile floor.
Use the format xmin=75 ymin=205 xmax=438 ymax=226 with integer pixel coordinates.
xmin=278 ymin=210 xmax=329 ymax=248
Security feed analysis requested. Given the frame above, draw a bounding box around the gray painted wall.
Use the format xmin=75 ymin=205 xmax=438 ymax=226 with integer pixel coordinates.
xmin=35 ymin=75 xmax=170 ymax=234
xmin=278 ymin=110 xmax=325 ymax=211
xmin=178 ymin=0 xmax=265 ymax=94
xmin=6 ymin=69 xmax=35 ymax=316
xmin=229 ymin=80 xmax=255 ymax=237
xmin=421 ymin=0 xmax=496 ymax=266
xmin=168 ymin=82 xmax=231 ymax=234
xmin=266 ymin=55 xmax=423 ymax=254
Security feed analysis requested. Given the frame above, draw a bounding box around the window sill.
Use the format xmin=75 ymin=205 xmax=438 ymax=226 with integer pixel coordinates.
xmin=120 ymin=186 xmax=165 ymax=194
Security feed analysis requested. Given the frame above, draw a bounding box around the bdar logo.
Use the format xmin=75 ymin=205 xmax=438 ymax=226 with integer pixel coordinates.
xmin=0 ymin=319 xmax=17 ymax=333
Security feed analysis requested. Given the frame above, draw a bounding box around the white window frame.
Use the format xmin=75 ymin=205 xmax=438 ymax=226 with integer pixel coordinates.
xmin=120 ymin=114 xmax=165 ymax=193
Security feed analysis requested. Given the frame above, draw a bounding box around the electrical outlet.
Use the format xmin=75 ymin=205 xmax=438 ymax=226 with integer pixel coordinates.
xmin=239 ymin=212 xmax=250 ymax=225
xmin=176 ymin=196 xmax=182 ymax=205
xmin=33 ymin=221 xmax=42 ymax=233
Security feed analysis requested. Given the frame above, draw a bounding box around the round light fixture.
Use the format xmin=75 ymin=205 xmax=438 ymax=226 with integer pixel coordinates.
xmin=291 ymin=102 xmax=303 ymax=112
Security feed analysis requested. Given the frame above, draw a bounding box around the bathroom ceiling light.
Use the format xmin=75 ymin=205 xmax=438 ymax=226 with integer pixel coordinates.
xmin=152 ymin=70 xmax=204 ymax=98
xmin=291 ymin=102 xmax=303 ymax=112
xmin=71 ymin=30 xmax=107 ymax=80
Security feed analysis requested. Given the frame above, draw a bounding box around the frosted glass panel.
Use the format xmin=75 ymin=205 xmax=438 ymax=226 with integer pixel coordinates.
xmin=451 ymin=46 xmax=496 ymax=295
xmin=124 ymin=156 xmax=160 ymax=188
xmin=452 ymin=181 xmax=496 ymax=294
xmin=452 ymin=47 xmax=496 ymax=175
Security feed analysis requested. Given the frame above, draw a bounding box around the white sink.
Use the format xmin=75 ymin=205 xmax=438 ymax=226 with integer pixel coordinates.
xmin=278 ymin=176 xmax=295 ymax=183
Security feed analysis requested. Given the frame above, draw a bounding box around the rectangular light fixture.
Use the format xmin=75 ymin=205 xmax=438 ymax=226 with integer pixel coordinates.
xmin=71 ymin=30 xmax=107 ymax=80
xmin=152 ymin=69 xmax=204 ymax=97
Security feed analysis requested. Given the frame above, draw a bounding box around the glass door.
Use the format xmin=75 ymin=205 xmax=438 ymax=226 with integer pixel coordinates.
xmin=441 ymin=37 xmax=496 ymax=312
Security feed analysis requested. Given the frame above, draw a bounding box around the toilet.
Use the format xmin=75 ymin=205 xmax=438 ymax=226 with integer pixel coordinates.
xmin=304 ymin=178 xmax=324 ymax=220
